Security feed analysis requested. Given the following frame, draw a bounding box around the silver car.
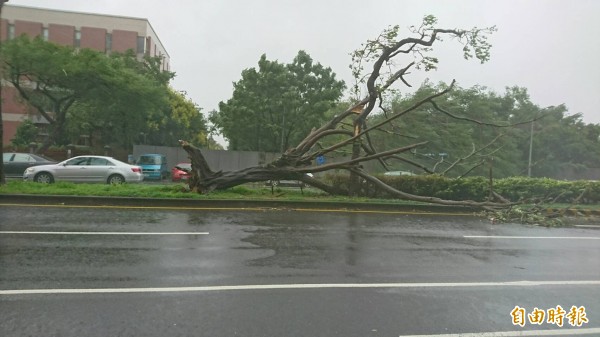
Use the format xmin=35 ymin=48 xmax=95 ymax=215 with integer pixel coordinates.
xmin=23 ymin=155 xmax=144 ymax=184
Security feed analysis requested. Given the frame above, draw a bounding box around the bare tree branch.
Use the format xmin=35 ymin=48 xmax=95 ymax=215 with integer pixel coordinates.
xmin=441 ymin=134 xmax=504 ymax=175
xmin=296 ymin=142 xmax=427 ymax=174
xmin=429 ymin=100 xmax=545 ymax=128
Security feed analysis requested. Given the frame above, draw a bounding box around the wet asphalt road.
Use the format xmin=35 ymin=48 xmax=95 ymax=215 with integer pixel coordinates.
xmin=1 ymin=204 xmax=599 ymax=337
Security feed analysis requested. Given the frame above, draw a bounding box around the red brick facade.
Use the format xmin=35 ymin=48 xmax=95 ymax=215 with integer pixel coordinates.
xmin=112 ymin=29 xmax=137 ymax=53
xmin=14 ymin=20 xmax=42 ymax=37
xmin=2 ymin=87 xmax=37 ymax=145
xmin=80 ymin=26 xmax=106 ymax=52
xmin=48 ymin=23 xmax=74 ymax=46
xmin=0 ymin=18 xmax=7 ymax=40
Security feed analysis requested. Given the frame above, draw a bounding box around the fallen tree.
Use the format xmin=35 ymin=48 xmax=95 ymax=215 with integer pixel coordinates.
xmin=181 ymin=16 xmax=529 ymax=210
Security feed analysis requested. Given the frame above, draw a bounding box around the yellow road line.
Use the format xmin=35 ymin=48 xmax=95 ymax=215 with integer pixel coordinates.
xmin=286 ymin=208 xmax=473 ymax=216
xmin=0 ymin=203 xmax=474 ymax=216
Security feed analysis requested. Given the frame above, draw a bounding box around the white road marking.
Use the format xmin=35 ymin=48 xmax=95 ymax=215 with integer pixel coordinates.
xmin=464 ymin=235 xmax=600 ymax=240
xmin=575 ymin=225 xmax=600 ymax=228
xmin=2 ymin=280 xmax=599 ymax=295
xmin=398 ymin=327 xmax=600 ymax=336
xmin=0 ymin=231 xmax=209 ymax=235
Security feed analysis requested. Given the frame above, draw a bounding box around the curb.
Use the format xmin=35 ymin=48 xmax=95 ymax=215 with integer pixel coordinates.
xmin=0 ymin=194 xmax=480 ymax=214
xmin=2 ymin=194 xmax=598 ymax=217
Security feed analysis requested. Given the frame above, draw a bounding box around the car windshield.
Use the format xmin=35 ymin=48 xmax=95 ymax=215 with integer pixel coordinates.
xmin=139 ymin=156 xmax=162 ymax=165
xmin=177 ymin=163 xmax=192 ymax=170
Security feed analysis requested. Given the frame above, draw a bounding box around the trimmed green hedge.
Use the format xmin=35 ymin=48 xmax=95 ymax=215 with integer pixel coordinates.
xmin=323 ymin=174 xmax=600 ymax=204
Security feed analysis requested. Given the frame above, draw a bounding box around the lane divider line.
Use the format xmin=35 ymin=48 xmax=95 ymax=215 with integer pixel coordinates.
xmin=575 ymin=224 xmax=600 ymax=228
xmin=398 ymin=327 xmax=600 ymax=337
xmin=2 ymin=280 xmax=599 ymax=295
xmin=465 ymin=235 xmax=600 ymax=240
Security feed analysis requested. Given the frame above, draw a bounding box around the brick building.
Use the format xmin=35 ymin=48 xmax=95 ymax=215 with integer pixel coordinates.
xmin=1 ymin=5 xmax=170 ymax=145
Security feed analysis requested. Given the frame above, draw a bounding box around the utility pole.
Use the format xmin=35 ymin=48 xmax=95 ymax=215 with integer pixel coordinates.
xmin=280 ymin=104 xmax=285 ymax=154
xmin=527 ymin=120 xmax=534 ymax=177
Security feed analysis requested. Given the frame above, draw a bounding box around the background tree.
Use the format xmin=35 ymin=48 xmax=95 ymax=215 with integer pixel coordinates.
xmin=524 ymin=107 xmax=600 ymax=177
xmin=0 ymin=36 xmax=172 ymax=152
xmin=145 ymin=88 xmax=209 ymax=147
xmin=481 ymin=86 xmax=600 ymax=178
xmin=65 ymin=87 xmax=207 ymax=148
xmin=10 ymin=119 xmax=38 ymax=147
xmin=211 ymin=50 xmax=345 ymax=152
xmin=323 ymin=83 xmax=600 ymax=180
xmin=366 ymin=82 xmax=528 ymax=178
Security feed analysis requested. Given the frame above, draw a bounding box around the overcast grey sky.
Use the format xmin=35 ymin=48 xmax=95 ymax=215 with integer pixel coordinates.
xmin=13 ymin=0 xmax=600 ymax=133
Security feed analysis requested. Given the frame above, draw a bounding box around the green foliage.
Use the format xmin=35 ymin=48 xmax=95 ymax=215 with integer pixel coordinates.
xmin=324 ymin=173 xmax=600 ymax=204
xmin=494 ymin=177 xmax=584 ymax=203
xmin=211 ymin=51 xmax=345 ymax=152
xmin=69 ymin=51 xmax=173 ymax=148
xmin=0 ymin=181 xmax=330 ymax=200
xmin=365 ymin=82 xmax=600 ymax=178
xmin=526 ymin=109 xmax=600 ymax=177
xmin=0 ymin=36 xmax=173 ymax=150
xmin=436 ymin=176 xmax=489 ymax=201
xmin=146 ymin=89 xmax=208 ymax=146
xmin=349 ymin=15 xmax=496 ymax=98
xmin=11 ymin=120 xmax=38 ymax=146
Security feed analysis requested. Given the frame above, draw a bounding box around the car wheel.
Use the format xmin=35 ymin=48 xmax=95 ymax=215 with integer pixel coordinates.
xmin=35 ymin=172 xmax=54 ymax=184
xmin=107 ymin=174 xmax=125 ymax=184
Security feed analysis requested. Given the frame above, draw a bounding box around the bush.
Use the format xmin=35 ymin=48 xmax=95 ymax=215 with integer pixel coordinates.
xmin=323 ymin=173 xmax=600 ymax=204
xmin=11 ymin=120 xmax=38 ymax=146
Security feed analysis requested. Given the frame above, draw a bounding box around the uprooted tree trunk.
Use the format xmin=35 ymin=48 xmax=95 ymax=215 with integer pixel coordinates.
xmin=181 ymin=17 xmax=532 ymax=210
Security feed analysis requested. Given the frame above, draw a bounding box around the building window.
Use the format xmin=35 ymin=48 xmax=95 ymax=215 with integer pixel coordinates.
xmin=105 ymin=33 xmax=112 ymax=52
xmin=137 ymin=36 xmax=145 ymax=54
xmin=42 ymin=27 xmax=48 ymax=41
xmin=74 ymin=30 xmax=81 ymax=47
xmin=8 ymin=24 xmax=14 ymax=39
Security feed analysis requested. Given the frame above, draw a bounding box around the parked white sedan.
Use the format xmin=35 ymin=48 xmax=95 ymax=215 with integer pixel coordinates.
xmin=23 ymin=155 xmax=144 ymax=184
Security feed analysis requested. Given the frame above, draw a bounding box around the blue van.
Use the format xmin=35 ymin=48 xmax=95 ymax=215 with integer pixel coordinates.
xmin=137 ymin=154 xmax=168 ymax=180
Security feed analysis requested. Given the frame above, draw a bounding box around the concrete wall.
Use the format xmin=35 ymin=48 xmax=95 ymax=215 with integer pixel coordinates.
xmin=132 ymin=145 xmax=280 ymax=171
